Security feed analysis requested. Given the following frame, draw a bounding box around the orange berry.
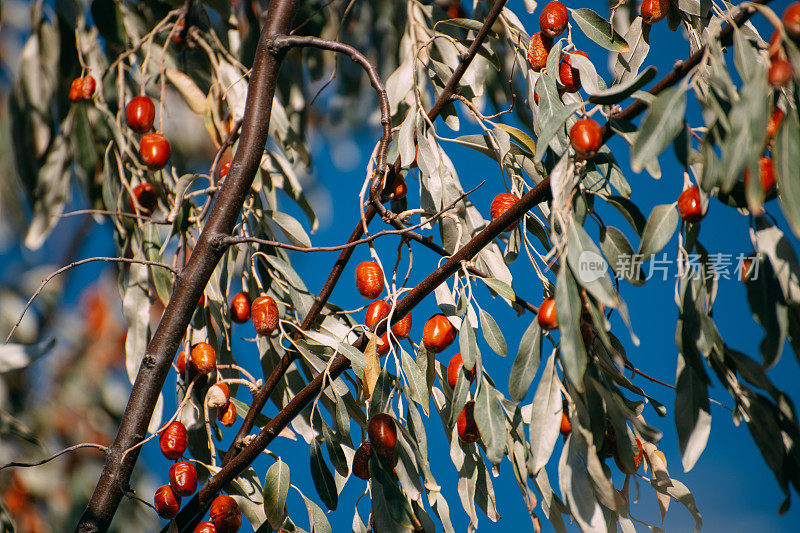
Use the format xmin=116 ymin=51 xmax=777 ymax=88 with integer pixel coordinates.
xmin=126 ymin=96 xmax=156 ymax=134
xmin=69 ymin=78 xmax=83 ymax=102
xmin=218 ymin=402 xmax=237 ymax=427
xmin=140 ymin=132 xmax=171 ymax=170
xmin=251 ymin=295 xmax=279 ymax=336
xmin=129 ymin=182 xmax=158 ymax=212
xmin=744 ymin=156 xmax=776 ymax=193
xmin=391 ymin=312 xmax=413 ymax=339
xmin=368 ymin=413 xmax=397 ymax=458
xmin=81 ymin=75 xmax=96 ymax=100
xmin=540 ymin=1 xmax=568 ymax=39
xmin=365 ymin=300 xmax=390 ymax=328
xmin=355 ymin=261 xmax=384 ymax=299
xmin=194 ymin=522 xmax=218 ymax=533
xmin=641 ymin=0 xmax=670 ymax=25
xmin=229 ymin=291 xmax=251 ymax=324
xmin=769 ymin=59 xmax=794 ymax=88
xmin=767 ymin=108 xmax=785 ymax=140
xmin=490 ymin=192 xmax=520 ymax=231
xmin=446 ymin=352 xmax=476 ymax=389
xmin=176 ymin=350 xmax=188 ymax=374
xmin=457 ymin=401 xmax=480 ymax=443
xmin=677 ymin=186 xmax=704 ymax=223
xmin=159 ymin=421 xmax=188 ymax=460
xmin=527 ymin=32 xmax=553 ymax=72
xmin=190 ymin=342 xmax=216 ymax=375
xmin=388 ymin=174 xmax=408 ymax=200
xmin=169 ymin=461 xmax=198 ymax=497
xmin=559 ymin=51 xmax=588 ymax=93
xmin=537 ymin=298 xmax=558 ymax=330
xmin=422 ymin=313 xmax=456 ymax=353
xmin=210 ymin=494 xmax=242 ymax=533
xmin=352 ymin=441 xmax=371 ymax=480
xmin=784 ymin=2 xmax=800 ymax=40
xmin=570 ymin=118 xmax=603 ymax=159
xmin=154 ymin=485 xmax=181 ymax=519
xmin=220 ymin=161 xmax=231 ymax=179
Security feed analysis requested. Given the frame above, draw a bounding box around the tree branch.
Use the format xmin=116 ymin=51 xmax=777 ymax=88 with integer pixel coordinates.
xmin=6 ymin=257 xmax=177 ymax=344
xmin=75 ymin=2 xmax=301 ymax=531
xmin=216 ymin=0 xmax=513 ymax=476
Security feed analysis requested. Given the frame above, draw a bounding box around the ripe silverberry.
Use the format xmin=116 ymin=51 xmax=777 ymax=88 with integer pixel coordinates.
xmin=540 ymin=1 xmax=568 ymax=39
xmin=251 ymin=295 xmax=279 ymax=336
xmin=368 ymin=413 xmax=397 ymax=458
xmin=159 ymin=421 xmax=188 ymax=460
xmin=538 ymin=298 xmax=558 ymax=330
xmin=355 ymin=261 xmax=384 ymax=299
xmin=126 ymin=96 xmax=155 ymax=134
xmin=457 ymin=401 xmax=480 ymax=443
xmin=569 ymin=118 xmax=603 ymax=159
xmin=422 ymin=313 xmax=456 ymax=353
xmin=677 ymin=186 xmax=704 ymax=223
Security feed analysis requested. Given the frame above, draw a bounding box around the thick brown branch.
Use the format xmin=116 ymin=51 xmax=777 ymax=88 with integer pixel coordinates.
xmin=75 ymin=1 xmax=300 ymax=531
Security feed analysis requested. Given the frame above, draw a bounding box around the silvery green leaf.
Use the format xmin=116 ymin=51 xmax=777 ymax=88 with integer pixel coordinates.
xmin=570 ymin=8 xmax=630 ymax=53
xmin=479 ymin=308 xmax=507 ymax=356
xmin=588 ymin=66 xmax=656 ymax=105
xmin=638 ymin=203 xmax=679 ymax=260
xmin=529 ymin=351 xmax=562 ymax=474
xmin=631 ymin=87 xmax=686 ymax=173
xmin=264 ymin=459 xmax=290 ymax=529
xmin=555 ymin=267 xmax=586 ymax=390
xmin=509 ymin=319 xmax=541 ymax=402
xmin=474 ymin=383 xmax=505 ymax=465
xmin=675 ymin=351 xmax=711 ymax=472
xmin=775 ymin=107 xmax=800 ymax=239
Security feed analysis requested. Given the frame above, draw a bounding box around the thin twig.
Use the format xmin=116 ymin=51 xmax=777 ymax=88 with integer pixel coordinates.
xmin=5 ymin=258 xmax=177 ymax=344
xmin=0 ymin=443 xmax=108 ymax=472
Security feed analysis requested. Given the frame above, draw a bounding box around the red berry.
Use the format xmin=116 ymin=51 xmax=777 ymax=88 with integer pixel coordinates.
xmin=126 ymin=96 xmax=156 ymax=134
xmin=169 ymin=461 xmax=198 ymax=497
xmin=220 ymin=161 xmax=231 ymax=179
xmin=527 ymin=32 xmax=553 ymax=72
xmin=457 ymin=401 xmax=480 ymax=443
xmin=559 ymin=51 xmax=588 ymax=93
xmin=69 ymin=78 xmax=83 ymax=102
xmin=154 ymin=484 xmax=181 ymax=519
xmin=159 ymin=421 xmax=188 ymax=460
xmin=641 ymin=0 xmax=670 ymax=25
xmin=355 ymin=261 xmax=384 ymax=299
xmin=81 ymin=76 xmax=96 ymax=100
xmin=210 ymin=494 xmax=242 ymax=533
xmin=190 ymin=342 xmax=217 ymax=375
xmin=784 ymin=2 xmax=800 ymax=40
xmin=744 ymin=156 xmax=776 ymax=193
xmin=769 ymin=59 xmax=794 ymax=88
xmin=229 ymin=291 xmax=251 ymax=324
xmin=364 ymin=301 xmax=412 ymax=339
xmin=194 ymin=522 xmax=218 ymax=533
xmin=251 ymin=295 xmax=279 ymax=336
xmin=614 ymin=437 xmax=644 ymax=473
xmin=538 ymin=298 xmax=558 ymax=331
xmin=176 ymin=350 xmax=188 ymax=374
xmin=129 ymin=182 xmax=158 ymax=212
xmin=490 ymin=192 xmax=520 ymax=231
xmin=365 ymin=300 xmax=390 ymax=329
xmin=197 ymin=293 xmax=205 ymax=308
xmin=446 ymin=2 xmax=464 ymax=19
xmin=570 ymin=118 xmax=603 ymax=159
xmin=367 ymin=413 xmax=397 ymax=458
xmin=391 ymin=312 xmax=413 ymax=340
xmin=677 ymin=186 xmax=704 ymax=223
xmin=218 ymin=402 xmax=237 ymax=427
xmin=140 ymin=132 xmax=171 ymax=170
xmin=352 ymin=441 xmax=371 ymax=480
xmin=767 ymin=108 xmax=785 ymax=140
xmin=446 ymin=352 xmax=476 ymax=389
xmin=422 ymin=313 xmax=456 ymax=353
xmin=540 ymin=1 xmax=568 ymax=39
xmin=560 ymin=404 xmax=572 ymax=436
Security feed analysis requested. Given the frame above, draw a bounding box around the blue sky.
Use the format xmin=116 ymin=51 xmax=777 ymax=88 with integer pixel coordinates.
xmin=33 ymin=0 xmax=800 ymax=530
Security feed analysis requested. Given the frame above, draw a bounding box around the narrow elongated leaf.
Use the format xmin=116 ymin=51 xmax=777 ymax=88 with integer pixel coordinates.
xmin=479 ymin=308 xmax=507 ymax=356
xmin=555 ymin=267 xmax=586 ymax=390
xmin=588 ymin=66 xmax=656 ymax=105
xmin=509 ymin=319 xmax=542 ymax=402
xmin=459 ymin=314 xmax=480 ymax=374
xmin=631 ymin=86 xmax=686 ymax=173
xmin=474 ymin=383 xmax=505 ymax=465
xmin=264 ymin=459 xmax=290 ymax=529
xmin=570 ymin=8 xmax=630 ymax=52
xmin=529 ymin=351 xmax=562 ymax=474
xmin=775 ymin=107 xmax=800 ymax=239
xmin=638 ymin=203 xmax=679 ymax=260
xmin=310 ymin=439 xmax=338 ymax=510
xmin=269 ymin=211 xmax=312 ymax=248
xmin=566 ymin=221 xmax=617 ymax=308
xmin=675 ymin=352 xmax=711 ymax=472
xmin=302 ymin=494 xmax=333 ymax=533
